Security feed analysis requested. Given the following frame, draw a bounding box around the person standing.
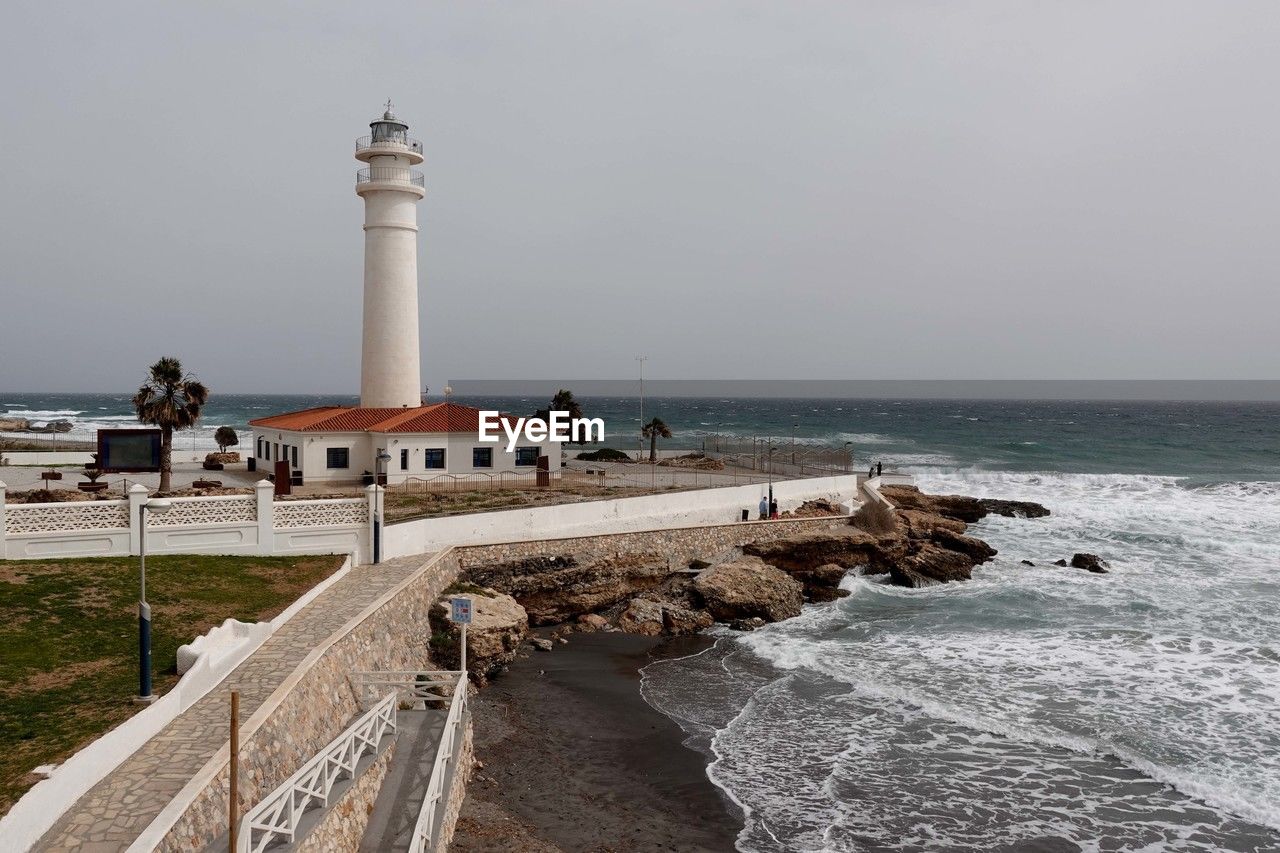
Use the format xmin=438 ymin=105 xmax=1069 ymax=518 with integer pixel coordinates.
xmin=769 ymin=498 xmax=779 ymax=519
xmin=877 ymin=461 xmax=883 ymax=477
xmin=759 ymin=495 xmax=769 ymax=520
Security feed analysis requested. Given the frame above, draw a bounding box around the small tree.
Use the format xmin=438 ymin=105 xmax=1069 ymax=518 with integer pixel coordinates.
xmin=132 ymin=357 xmax=210 ymax=492
xmin=214 ymin=426 xmax=239 ymax=454
xmin=642 ymin=417 xmax=672 ymax=463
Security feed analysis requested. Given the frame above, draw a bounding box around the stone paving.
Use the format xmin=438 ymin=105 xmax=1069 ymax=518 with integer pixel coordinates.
xmin=34 ymin=553 xmax=435 ymax=852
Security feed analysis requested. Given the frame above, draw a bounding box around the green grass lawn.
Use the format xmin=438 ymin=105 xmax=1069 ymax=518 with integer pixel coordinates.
xmin=0 ymin=553 xmax=346 ymax=815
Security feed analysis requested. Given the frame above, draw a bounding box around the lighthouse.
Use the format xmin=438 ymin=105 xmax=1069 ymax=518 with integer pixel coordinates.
xmin=249 ymin=103 xmax=561 ymax=494
xmin=355 ymin=102 xmax=425 ymax=408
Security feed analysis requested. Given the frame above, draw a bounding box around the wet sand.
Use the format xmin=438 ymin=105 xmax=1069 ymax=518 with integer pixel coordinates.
xmin=450 ymin=631 xmax=742 ymax=853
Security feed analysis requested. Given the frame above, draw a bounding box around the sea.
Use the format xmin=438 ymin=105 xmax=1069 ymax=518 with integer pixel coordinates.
xmin=5 ymin=392 xmax=1279 ymax=851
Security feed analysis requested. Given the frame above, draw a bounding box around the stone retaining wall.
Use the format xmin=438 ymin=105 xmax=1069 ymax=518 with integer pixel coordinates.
xmin=434 ymin=715 xmax=475 ymax=853
xmin=297 ymin=741 xmax=396 ymax=853
xmin=456 ymin=515 xmax=852 ymax=570
xmin=156 ymin=551 xmax=462 ymax=851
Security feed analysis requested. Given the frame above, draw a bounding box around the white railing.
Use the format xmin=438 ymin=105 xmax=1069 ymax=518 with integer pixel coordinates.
xmin=407 ymin=672 xmax=468 ymax=853
xmin=237 ymin=691 xmax=397 ymax=853
xmin=350 ymin=670 xmax=460 ymax=709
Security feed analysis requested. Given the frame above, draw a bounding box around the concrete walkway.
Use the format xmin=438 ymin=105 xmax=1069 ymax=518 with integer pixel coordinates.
xmin=35 ymin=553 xmax=435 ymax=852
xmin=359 ymin=710 xmax=448 ymax=852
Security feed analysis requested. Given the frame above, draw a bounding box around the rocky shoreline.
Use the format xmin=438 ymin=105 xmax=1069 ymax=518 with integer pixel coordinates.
xmin=439 ymin=484 xmax=1123 ymax=849
xmin=426 ymin=486 xmax=1117 ymax=684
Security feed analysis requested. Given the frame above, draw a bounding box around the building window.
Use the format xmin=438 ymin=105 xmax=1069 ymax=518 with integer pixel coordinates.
xmin=424 ymin=449 xmax=445 ymax=469
xmin=473 ymin=447 xmax=493 ymax=468
xmin=291 ymin=446 xmax=298 ymax=468
xmin=264 ymin=442 xmax=270 ymax=461
xmin=256 ymin=437 xmax=263 ymax=458
xmin=515 ymin=446 xmax=540 ymax=467
xmin=326 ymin=447 xmax=349 ymax=469
xmin=400 ymin=448 xmax=409 ymax=470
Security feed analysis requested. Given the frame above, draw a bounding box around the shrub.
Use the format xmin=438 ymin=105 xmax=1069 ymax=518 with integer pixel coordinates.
xmin=575 ymin=448 xmax=631 ymax=462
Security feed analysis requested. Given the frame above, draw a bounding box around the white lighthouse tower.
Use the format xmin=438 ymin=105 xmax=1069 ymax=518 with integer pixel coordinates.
xmin=355 ymin=102 xmax=425 ymax=408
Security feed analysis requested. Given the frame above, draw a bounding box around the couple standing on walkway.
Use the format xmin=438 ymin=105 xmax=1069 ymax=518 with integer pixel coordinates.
xmin=758 ymin=495 xmax=778 ymax=520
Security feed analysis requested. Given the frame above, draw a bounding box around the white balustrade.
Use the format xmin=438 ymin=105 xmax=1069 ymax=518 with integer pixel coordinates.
xmin=237 ymin=691 xmax=397 ymax=853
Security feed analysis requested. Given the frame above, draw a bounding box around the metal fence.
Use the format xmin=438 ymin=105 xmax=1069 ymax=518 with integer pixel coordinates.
xmin=700 ymin=433 xmax=855 ymax=478
xmin=356 ymin=166 xmax=425 ymax=188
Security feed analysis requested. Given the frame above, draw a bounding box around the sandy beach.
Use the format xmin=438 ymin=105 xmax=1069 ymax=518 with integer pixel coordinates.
xmin=450 ymin=631 xmax=741 ymax=853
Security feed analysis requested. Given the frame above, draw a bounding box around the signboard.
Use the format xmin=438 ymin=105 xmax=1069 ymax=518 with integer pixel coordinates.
xmin=450 ymin=597 xmax=473 ymax=624
xmin=97 ymin=429 xmax=163 ymax=473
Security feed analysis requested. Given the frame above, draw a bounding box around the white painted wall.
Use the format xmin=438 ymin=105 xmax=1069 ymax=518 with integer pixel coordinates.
xmin=383 ymin=473 xmax=861 ymax=557
xmin=249 ymin=428 xmax=560 ymax=485
xmin=358 ymin=145 xmax=423 ymax=408
xmin=1 ymin=482 xmax=371 ymax=563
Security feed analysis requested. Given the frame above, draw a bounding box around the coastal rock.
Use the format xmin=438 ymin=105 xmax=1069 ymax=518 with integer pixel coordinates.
xmin=466 ymin=553 xmax=670 ymax=625
xmin=662 ymin=604 xmax=714 ymax=635
xmin=930 ymin=529 xmax=998 ymax=564
xmin=880 ymin=485 xmax=987 ymax=523
xmin=576 ymin=613 xmax=609 ymax=632
xmin=530 ymin=638 xmax=554 ymax=652
xmin=0 ymin=417 xmax=30 ymax=431
xmin=693 ymin=556 xmax=804 ymax=623
xmin=1070 ymin=553 xmax=1110 ymax=574
xmin=1053 ymin=559 xmax=1069 ymax=567
xmin=1021 ymin=560 xmax=1036 ymax=566
xmin=979 ymin=498 xmax=1051 ymax=519
xmin=429 ymin=588 xmax=529 ymax=684
xmin=742 ymin=528 xmax=905 ymax=594
xmin=889 ymin=544 xmax=977 ymax=588
xmin=897 ymin=509 xmax=968 ymax=538
xmin=618 ymin=599 xmax=665 ymax=636
xmin=729 ymin=617 xmax=767 ymax=632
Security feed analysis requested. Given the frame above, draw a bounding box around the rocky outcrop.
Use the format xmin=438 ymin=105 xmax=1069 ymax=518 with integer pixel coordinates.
xmin=618 ymin=599 xmax=665 ymax=635
xmin=980 ymin=498 xmax=1051 ymax=519
xmin=890 ymin=544 xmax=980 ymax=588
xmin=742 ymin=528 xmax=904 ymax=597
xmin=429 ymin=588 xmax=529 ymax=683
xmin=929 ymin=529 xmax=998 ymax=563
xmin=0 ymin=417 xmax=30 ymax=431
xmin=880 ymin=485 xmax=1048 ymax=524
xmin=1070 ymin=553 xmax=1109 ymax=573
xmin=692 ymin=556 xmax=804 ymax=623
xmin=466 ymin=554 xmax=670 ymax=625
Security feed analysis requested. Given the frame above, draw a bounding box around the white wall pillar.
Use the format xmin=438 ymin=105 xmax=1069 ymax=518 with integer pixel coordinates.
xmin=127 ymin=483 xmax=147 ymax=556
xmin=0 ymin=481 xmax=8 ymax=560
xmin=255 ymin=479 xmax=274 ymax=555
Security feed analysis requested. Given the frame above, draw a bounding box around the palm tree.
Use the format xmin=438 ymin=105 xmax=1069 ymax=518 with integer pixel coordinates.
xmin=132 ymin=357 xmax=210 ymax=492
xmin=642 ymin=417 xmax=672 ymax=463
xmin=549 ymin=389 xmax=585 ymax=444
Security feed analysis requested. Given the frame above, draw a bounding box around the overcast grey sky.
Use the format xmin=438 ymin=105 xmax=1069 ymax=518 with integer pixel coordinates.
xmin=1 ymin=2 xmax=1277 ymax=394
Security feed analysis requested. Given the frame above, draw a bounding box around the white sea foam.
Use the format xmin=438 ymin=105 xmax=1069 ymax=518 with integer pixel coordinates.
xmin=644 ymin=465 xmax=1280 ymax=850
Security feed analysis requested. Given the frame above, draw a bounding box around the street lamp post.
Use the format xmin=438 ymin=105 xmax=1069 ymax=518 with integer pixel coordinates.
xmin=137 ymin=497 xmax=173 ymax=703
xmin=374 ymin=449 xmax=391 ymax=564
xmin=844 ymin=441 xmax=853 ymax=474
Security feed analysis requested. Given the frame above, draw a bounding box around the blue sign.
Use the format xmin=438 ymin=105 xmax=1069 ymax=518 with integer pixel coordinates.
xmin=450 ymin=597 xmax=473 ymax=624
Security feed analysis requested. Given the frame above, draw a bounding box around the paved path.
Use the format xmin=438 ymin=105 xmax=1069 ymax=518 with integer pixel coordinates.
xmin=359 ymin=710 xmax=447 ymax=852
xmin=35 ymin=553 xmax=435 ymax=852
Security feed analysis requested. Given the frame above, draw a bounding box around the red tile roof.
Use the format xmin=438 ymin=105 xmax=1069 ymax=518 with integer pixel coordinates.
xmin=249 ymin=403 xmax=528 ymax=434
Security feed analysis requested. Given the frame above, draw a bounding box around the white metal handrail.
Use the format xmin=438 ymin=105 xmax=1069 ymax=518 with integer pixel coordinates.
xmin=350 ymin=670 xmax=459 ymax=709
xmin=407 ymin=672 xmax=468 ymax=853
xmin=237 ymin=692 xmax=397 ymax=853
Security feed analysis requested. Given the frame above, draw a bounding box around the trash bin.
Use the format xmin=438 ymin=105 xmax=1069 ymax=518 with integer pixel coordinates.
xmin=741 ymin=508 xmax=750 ymax=522
xmin=247 ymin=457 xmax=256 ymax=472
